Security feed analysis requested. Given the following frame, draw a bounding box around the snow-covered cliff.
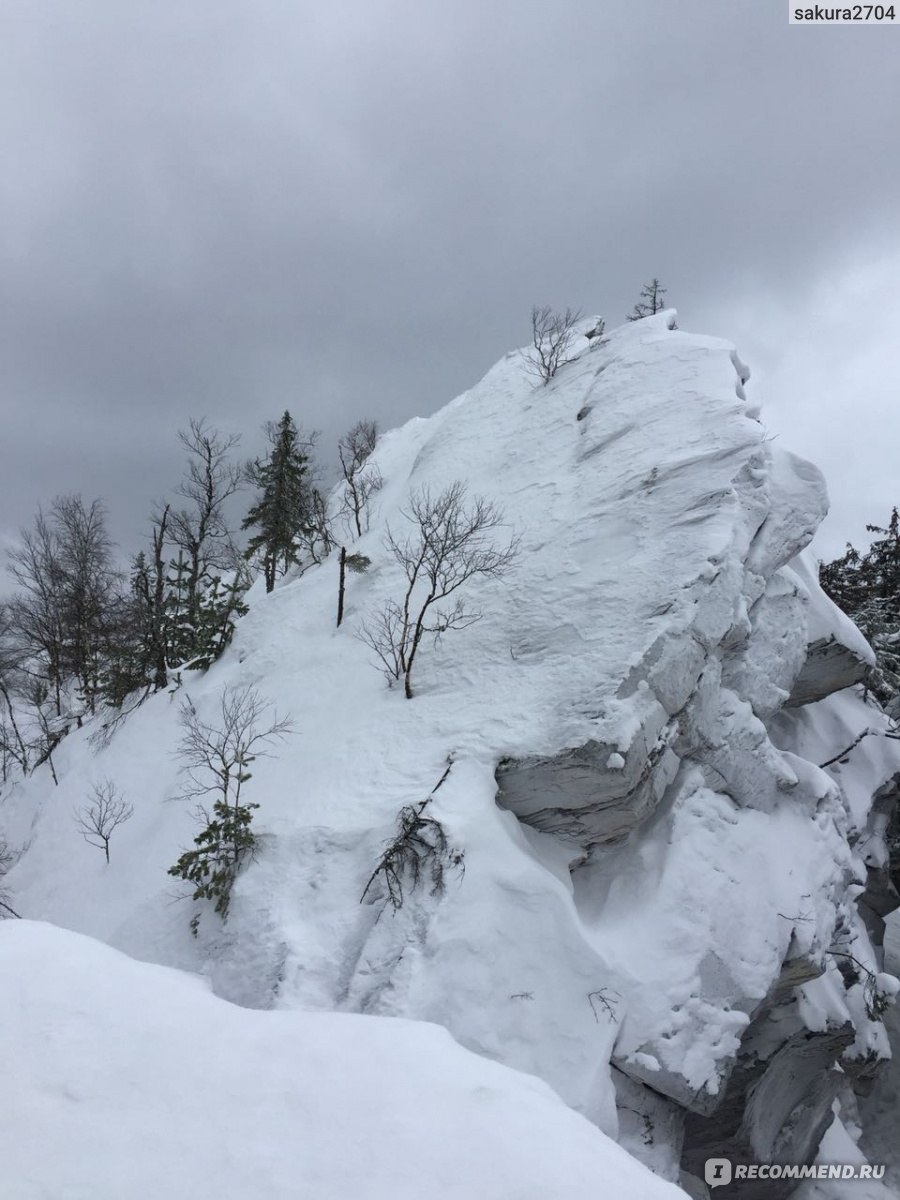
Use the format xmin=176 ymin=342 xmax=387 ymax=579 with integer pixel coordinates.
xmin=3 ymin=312 xmax=898 ymax=1198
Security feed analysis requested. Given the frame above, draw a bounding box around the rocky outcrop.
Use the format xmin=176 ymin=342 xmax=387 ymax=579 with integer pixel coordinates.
xmin=787 ymin=635 xmax=871 ymax=707
xmin=495 ymin=727 xmax=679 ymax=848
xmin=682 ymin=1015 xmax=854 ymax=1200
xmin=495 ymin=433 xmax=896 ymax=1194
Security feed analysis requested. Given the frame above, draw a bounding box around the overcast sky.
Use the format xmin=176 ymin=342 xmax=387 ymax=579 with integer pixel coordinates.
xmin=2 ymin=0 xmax=899 ymax=568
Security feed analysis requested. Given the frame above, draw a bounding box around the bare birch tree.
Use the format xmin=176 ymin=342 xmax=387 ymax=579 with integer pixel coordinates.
xmin=525 ymin=305 xmax=582 ymax=385
xmin=75 ymin=779 xmax=134 ymax=864
xmin=358 ymin=482 xmax=519 ymax=698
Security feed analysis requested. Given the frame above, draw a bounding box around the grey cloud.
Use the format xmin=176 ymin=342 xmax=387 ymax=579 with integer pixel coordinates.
xmin=2 ymin=0 xmax=899 ymax=561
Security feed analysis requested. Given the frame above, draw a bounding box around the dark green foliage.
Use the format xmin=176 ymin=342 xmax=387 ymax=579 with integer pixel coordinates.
xmin=168 ymin=798 xmax=259 ymax=929
xmin=185 ymin=574 xmax=249 ymax=671
xmin=243 ymin=412 xmax=316 ymax=592
xmin=345 ymin=553 xmax=371 ymax=574
xmin=162 ymin=559 xmax=248 ymax=673
xmin=164 ymin=553 xmax=195 ymax=666
xmin=95 ymin=553 xmax=158 ymax=706
xmin=336 ymin=548 xmax=371 ymax=628
xmin=820 ymin=509 xmax=900 ymax=890
xmin=168 ymin=686 xmax=291 ymax=932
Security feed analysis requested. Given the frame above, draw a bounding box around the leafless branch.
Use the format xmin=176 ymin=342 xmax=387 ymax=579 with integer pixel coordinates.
xmin=524 ymin=305 xmax=582 ymax=384
xmin=357 ymin=481 xmax=519 ymax=697
xmin=176 ymin=685 xmax=292 ymax=811
xmin=337 ymin=420 xmax=383 ymax=539
xmin=75 ymin=778 xmax=133 ymax=864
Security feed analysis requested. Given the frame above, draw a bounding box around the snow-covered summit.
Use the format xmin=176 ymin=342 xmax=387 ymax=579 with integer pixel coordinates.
xmin=3 ymin=311 xmax=898 ymax=1197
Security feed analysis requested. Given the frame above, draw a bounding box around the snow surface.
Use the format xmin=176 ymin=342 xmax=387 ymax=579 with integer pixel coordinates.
xmin=1 ymin=920 xmax=687 ymax=1200
xmin=3 ymin=310 xmax=899 ymax=1192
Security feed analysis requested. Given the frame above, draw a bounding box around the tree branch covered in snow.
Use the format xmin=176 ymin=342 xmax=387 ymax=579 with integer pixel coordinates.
xmin=360 ymin=758 xmax=464 ymax=911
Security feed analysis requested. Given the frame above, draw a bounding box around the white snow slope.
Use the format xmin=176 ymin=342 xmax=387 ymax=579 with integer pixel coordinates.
xmin=1 ymin=920 xmax=686 ymax=1200
xmin=3 ymin=311 xmax=898 ymax=1195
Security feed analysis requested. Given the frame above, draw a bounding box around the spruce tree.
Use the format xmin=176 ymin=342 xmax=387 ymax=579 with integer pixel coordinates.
xmin=820 ymin=507 xmax=900 ymax=717
xmin=242 ymin=412 xmax=314 ymax=592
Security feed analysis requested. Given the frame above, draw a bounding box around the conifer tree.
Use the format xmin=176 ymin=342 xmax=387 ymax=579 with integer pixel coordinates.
xmin=242 ymin=412 xmax=314 ymax=592
xmin=627 ymin=278 xmax=668 ymax=321
xmin=820 ymin=507 xmax=900 ymax=716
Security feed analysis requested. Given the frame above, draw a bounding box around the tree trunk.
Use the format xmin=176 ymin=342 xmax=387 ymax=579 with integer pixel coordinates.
xmin=337 ymin=546 xmax=346 ymax=628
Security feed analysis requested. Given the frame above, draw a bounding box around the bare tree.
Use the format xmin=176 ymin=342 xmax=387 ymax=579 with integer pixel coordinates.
xmin=525 ymin=305 xmax=582 ymax=385
xmin=169 ymin=419 xmax=243 ymax=634
xmin=8 ymin=507 xmax=67 ymax=715
xmin=0 ymin=604 xmax=29 ymax=778
xmin=75 ymin=779 xmax=134 ymax=864
xmin=175 ymin=685 xmax=292 ymax=812
xmin=24 ymin=679 xmax=64 ymax=786
xmin=358 ymin=482 xmax=519 ymax=698
xmin=338 ymin=419 xmax=383 ymax=539
xmin=7 ymin=496 xmax=120 ymax=715
xmin=169 ymin=685 xmax=292 ymax=929
xmin=293 ymin=486 xmax=336 ymax=569
xmin=0 ymin=839 xmax=20 ymax=918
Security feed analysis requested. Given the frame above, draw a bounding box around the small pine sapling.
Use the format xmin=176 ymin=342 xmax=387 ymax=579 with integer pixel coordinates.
xmin=168 ymin=685 xmax=292 ymax=933
xmin=336 ymin=546 xmax=371 ymax=628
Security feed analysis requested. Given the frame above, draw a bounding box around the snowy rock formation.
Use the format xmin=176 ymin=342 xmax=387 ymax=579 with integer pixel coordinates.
xmin=3 ymin=312 xmax=898 ymax=1198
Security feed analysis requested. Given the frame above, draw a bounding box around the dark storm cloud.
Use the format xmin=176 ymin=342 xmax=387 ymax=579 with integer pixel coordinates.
xmin=2 ymin=0 xmax=899 ymax=556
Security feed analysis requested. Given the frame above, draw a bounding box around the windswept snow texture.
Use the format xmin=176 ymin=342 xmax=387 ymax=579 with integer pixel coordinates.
xmin=3 ymin=312 xmax=898 ymax=1186
xmin=0 ymin=921 xmax=687 ymax=1200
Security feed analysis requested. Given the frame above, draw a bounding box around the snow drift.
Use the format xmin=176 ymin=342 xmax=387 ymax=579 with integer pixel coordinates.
xmin=3 ymin=310 xmax=898 ymax=1196
xmin=1 ymin=920 xmax=686 ymax=1200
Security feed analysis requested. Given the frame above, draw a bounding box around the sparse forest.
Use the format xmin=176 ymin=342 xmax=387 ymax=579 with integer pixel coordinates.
xmin=0 ymin=411 xmax=383 ymax=790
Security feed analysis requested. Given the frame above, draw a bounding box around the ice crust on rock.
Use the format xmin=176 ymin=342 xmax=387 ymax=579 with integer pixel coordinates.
xmin=2 ymin=310 xmax=898 ymax=1196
